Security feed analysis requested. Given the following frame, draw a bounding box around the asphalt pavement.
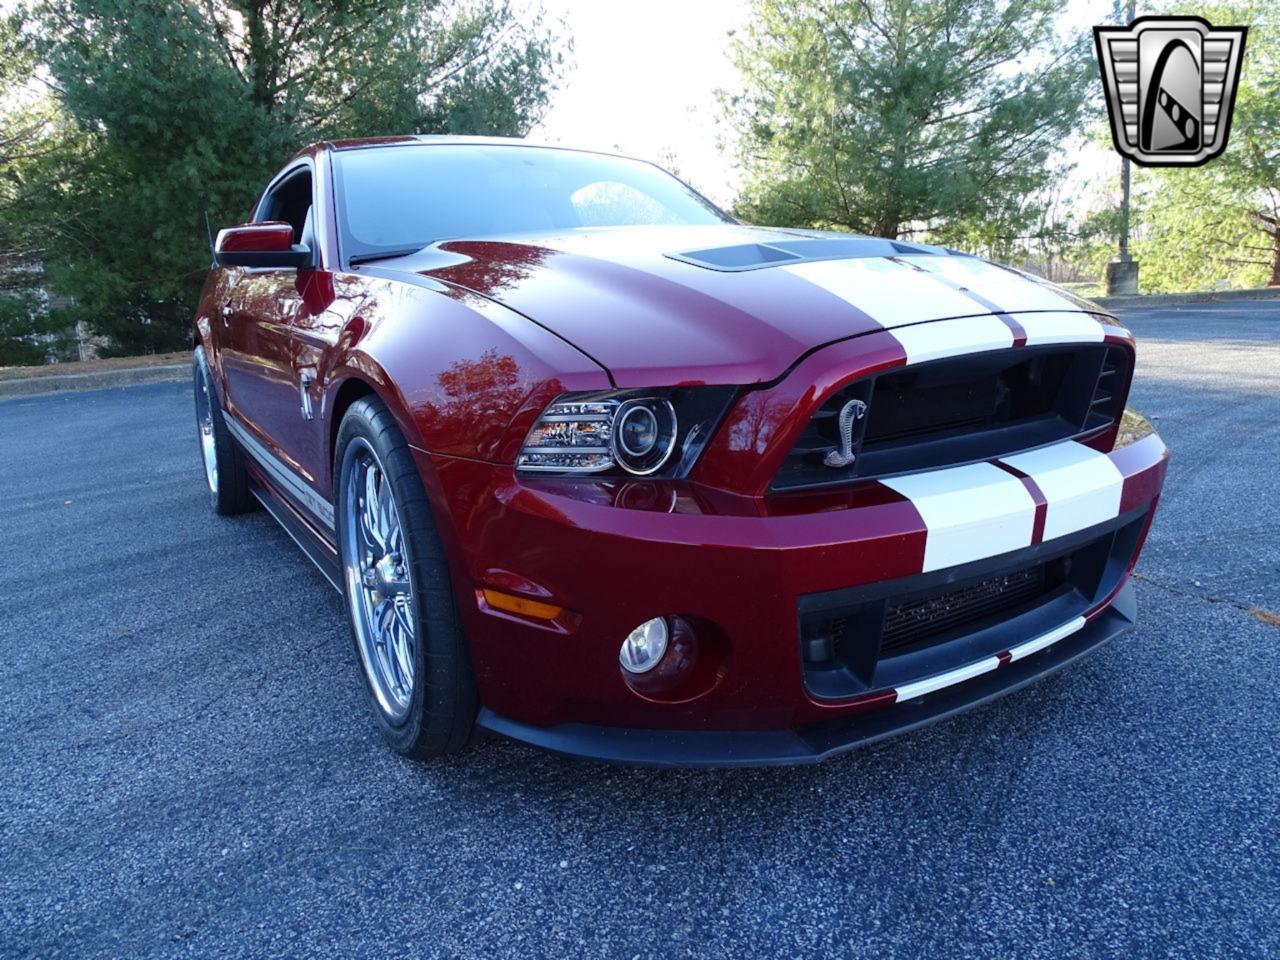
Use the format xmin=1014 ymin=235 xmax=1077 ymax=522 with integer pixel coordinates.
xmin=1 ymin=301 xmax=1277 ymax=958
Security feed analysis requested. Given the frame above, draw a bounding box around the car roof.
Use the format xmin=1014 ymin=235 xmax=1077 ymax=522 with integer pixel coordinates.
xmin=286 ymin=135 xmax=652 ymax=175
xmin=321 ymin=134 xmax=621 ymax=155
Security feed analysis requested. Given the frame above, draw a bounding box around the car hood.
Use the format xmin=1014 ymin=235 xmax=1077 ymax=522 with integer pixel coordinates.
xmin=380 ymin=224 xmax=1104 ymax=386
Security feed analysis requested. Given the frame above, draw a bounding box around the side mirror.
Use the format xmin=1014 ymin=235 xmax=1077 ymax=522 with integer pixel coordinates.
xmin=214 ymin=221 xmax=311 ymax=269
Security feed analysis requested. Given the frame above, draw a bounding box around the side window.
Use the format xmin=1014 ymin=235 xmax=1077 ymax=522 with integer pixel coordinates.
xmin=258 ymin=168 xmax=313 ymax=245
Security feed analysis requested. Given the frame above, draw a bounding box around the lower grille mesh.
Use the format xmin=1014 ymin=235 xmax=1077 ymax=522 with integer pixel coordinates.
xmin=879 ymin=566 xmax=1047 ymax=654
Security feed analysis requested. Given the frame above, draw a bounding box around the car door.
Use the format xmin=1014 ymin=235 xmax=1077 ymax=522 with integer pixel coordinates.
xmin=219 ymin=162 xmax=317 ymax=482
xmin=288 ymin=265 xmax=361 ymax=499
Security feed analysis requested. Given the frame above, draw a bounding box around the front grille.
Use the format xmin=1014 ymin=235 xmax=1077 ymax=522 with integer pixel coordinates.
xmin=817 ymin=562 xmax=1059 ymax=667
xmin=880 ymin=565 xmax=1047 ymax=654
xmin=773 ymin=343 xmax=1131 ymax=491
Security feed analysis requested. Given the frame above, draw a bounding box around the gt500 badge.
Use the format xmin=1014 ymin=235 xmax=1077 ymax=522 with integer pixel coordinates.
xmin=1095 ymin=16 xmax=1248 ymax=167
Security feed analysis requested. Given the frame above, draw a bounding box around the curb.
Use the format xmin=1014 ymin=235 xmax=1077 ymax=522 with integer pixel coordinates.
xmin=0 ymin=364 xmax=188 ymax=400
xmin=1096 ymin=287 xmax=1280 ymax=309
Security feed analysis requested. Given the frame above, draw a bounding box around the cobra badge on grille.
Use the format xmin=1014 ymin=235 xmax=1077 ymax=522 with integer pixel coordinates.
xmin=824 ymin=398 xmax=867 ymax=468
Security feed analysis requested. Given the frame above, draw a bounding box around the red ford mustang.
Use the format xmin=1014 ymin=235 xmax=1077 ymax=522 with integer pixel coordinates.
xmin=192 ymin=136 xmax=1168 ymax=766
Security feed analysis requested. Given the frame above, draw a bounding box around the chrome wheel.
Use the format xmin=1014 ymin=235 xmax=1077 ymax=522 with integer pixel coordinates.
xmin=342 ymin=440 xmax=416 ymax=721
xmin=195 ymin=369 xmax=218 ymax=493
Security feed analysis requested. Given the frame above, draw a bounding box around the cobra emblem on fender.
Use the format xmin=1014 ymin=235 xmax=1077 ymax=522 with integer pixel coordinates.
xmin=824 ymin=398 xmax=867 ymax=468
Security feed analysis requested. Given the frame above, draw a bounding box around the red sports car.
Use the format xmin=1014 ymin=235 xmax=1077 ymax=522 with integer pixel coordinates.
xmin=192 ymin=136 xmax=1168 ymax=766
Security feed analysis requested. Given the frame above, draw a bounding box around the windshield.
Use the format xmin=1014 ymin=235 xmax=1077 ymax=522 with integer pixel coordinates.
xmin=333 ymin=143 xmax=731 ymax=261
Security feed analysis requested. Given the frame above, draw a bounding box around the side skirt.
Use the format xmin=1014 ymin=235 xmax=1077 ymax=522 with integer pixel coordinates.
xmin=248 ymin=473 xmax=343 ymax=594
xmin=221 ymin=412 xmax=343 ymax=594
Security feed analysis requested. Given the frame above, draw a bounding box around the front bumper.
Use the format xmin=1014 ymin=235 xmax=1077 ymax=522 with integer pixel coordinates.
xmin=418 ymin=422 xmax=1167 ymax=765
xmin=475 ymin=582 xmax=1137 ymax=767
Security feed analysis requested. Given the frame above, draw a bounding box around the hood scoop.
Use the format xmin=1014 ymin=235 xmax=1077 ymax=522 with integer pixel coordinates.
xmin=667 ymin=235 xmax=946 ymax=272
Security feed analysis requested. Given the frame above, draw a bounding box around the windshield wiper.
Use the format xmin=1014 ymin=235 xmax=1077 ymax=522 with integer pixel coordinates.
xmin=348 ymin=247 xmax=425 ymax=266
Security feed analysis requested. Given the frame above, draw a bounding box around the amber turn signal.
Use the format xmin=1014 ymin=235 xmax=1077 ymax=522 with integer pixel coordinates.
xmin=481 ymin=588 xmax=563 ymax=621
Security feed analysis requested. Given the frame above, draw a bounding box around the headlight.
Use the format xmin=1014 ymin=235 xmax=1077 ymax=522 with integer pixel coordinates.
xmin=613 ymin=398 xmax=676 ymax=474
xmin=517 ymin=387 xmax=736 ymax=478
xmin=517 ymin=399 xmax=616 ymax=473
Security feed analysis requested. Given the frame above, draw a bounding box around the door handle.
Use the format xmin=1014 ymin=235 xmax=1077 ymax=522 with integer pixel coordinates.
xmin=298 ymin=369 xmax=315 ymax=421
xmin=220 ymin=301 xmax=233 ymax=325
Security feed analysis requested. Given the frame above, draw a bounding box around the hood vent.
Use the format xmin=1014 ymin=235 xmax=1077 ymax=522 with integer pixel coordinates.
xmin=672 ymin=242 xmax=803 ymax=270
xmin=667 ymin=235 xmax=946 ymax=272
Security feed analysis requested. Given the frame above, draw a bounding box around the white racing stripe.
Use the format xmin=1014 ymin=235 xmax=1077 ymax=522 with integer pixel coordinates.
xmin=785 ymin=253 xmax=1136 ymax=571
xmin=1015 ymin=311 xmax=1107 ymax=345
xmin=899 ymin=256 xmax=1079 ymax=312
xmin=890 ymin=314 xmax=1014 ymax=364
xmin=892 ymin=615 xmax=1088 ymax=703
xmin=785 ymin=255 xmax=1105 ymax=355
xmin=784 ymin=257 xmax=982 ymax=327
xmin=1000 ymin=441 xmax=1124 ymax=542
xmin=881 ymin=437 xmax=1139 ymax=573
xmin=881 ymin=462 xmax=1037 ymax=572
xmin=1007 ymin=616 xmax=1087 ymax=661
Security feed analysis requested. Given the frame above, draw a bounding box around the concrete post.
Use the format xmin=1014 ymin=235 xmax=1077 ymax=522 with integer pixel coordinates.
xmin=1106 ymin=259 xmax=1140 ymax=296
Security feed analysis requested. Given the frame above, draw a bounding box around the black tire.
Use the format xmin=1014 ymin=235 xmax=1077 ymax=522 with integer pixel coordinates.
xmin=335 ymin=396 xmax=477 ymax=758
xmin=193 ymin=346 xmax=255 ymax=516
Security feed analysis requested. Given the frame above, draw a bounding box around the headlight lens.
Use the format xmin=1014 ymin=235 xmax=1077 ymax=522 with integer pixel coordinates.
xmin=617 ymin=402 xmax=659 ymax=457
xmin=517 ymin=387 xmax=736 ymax=478
xmin=612 ymin=398 xmax=676 ymax=474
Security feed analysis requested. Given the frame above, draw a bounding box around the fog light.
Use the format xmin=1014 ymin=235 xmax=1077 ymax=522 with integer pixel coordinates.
xmin=619 ymin=617 xmax=669 ymax=674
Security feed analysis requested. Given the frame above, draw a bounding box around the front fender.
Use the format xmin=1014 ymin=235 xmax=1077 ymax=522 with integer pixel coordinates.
xmin=322 ymin=272 xmax=610 ymax=465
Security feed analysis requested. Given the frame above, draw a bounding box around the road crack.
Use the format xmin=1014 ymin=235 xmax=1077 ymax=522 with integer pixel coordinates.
xmin=1132 ymin=573 xmax=1280 ymax=627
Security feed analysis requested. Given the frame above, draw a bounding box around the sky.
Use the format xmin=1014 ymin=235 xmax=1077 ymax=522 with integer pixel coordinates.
xmin=530 ymin=0 xmax=1123 ymax=213
xmin=529 ymin=0 xmax=751 ymax=206
xmin=3 ymin=0 xmax=1127 ymax=217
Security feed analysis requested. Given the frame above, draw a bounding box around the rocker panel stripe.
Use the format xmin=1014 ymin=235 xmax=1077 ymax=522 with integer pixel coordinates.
xmin=225 ymin=415 xmax=336 ymax=530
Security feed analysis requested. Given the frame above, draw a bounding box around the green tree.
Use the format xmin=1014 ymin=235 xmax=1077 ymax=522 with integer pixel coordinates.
xmin=0 ymin=292 xmax=61 ymax=366
xmin=724 ymin=0 xmax=1093 ymax=240
xmin=1 ymin=15 xmax=45 ymax=276
xmin=13 ymin=0 xmax=566 ymax=356
xmin=1133 ymin=1 xmax=1279 ymax=291
xmin=0 ymin=15 xmax=82 ymax=363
